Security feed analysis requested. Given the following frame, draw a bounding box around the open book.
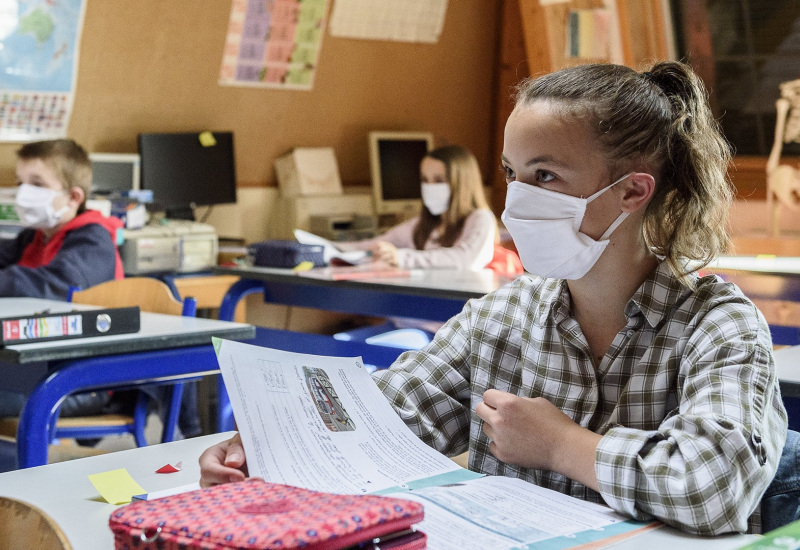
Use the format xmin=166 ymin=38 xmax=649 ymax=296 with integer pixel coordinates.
xmin=213 ymin=339 xmax=659 ymax=550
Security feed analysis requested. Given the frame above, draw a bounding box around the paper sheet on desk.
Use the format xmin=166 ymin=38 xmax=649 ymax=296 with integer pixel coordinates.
xmin=294 ymin=228 xmax=369 ymax=265
xmin=213 ymin=338 xmax=656 ymax=550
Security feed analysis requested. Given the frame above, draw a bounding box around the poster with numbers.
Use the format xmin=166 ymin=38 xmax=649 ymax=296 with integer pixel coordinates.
xmin=219 ymin=0 xmax=329 ymax=91
xmin=0 ymin=0 xmax=87 ymax=141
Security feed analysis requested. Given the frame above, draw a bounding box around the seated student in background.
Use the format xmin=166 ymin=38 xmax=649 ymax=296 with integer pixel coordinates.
xmin=0 ymin=139 xmax=123 ymax=423
xmin=0 ymin=138 xmax=123 ymax=299
xmin=200 ymin=61 xmax=792 ymax=535
xmin=336 ymin=144 xmax=497 ymax=271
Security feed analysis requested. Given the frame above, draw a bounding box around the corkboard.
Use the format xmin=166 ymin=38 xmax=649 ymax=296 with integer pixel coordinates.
xmin=0 ymin=0 xmax=498 ymax=191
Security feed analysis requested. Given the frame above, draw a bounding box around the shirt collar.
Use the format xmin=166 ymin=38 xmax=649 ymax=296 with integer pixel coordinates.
xmin=539 ymin=261 xmax=697 ymax=329
xmin=627 ymin=260 xmax=697 ymax=329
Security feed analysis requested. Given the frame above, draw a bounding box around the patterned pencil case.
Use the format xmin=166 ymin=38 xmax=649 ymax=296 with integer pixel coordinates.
xmin=109 ymin=478 xmax=426 ymax=550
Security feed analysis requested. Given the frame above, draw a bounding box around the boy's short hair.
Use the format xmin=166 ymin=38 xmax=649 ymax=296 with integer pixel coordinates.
xmin=16 ymin=139 xmax=92 ymax=202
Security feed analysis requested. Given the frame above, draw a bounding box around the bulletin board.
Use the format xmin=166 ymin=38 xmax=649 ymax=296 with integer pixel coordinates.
xmin=0 ymin=0 xmax=499 ymax=192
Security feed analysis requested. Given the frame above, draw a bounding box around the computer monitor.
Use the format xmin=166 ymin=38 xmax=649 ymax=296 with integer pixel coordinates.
xmin=89 ymin=153 xmax=141 ymax=195
xmin=137 ymin=131 xmax=237 ymax=220
xmin=368 ymin=131 xmax=434 ymax=221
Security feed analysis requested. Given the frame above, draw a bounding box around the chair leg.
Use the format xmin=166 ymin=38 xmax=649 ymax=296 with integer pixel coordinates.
xmin=132 ymin=392 xmax=150 ymax=448
xmin=161 ymin=383 xmax=184 ymax=443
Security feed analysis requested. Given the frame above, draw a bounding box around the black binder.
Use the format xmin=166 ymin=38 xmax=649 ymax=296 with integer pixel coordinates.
xmin=0 ymin=306 xmax=141 ymax=346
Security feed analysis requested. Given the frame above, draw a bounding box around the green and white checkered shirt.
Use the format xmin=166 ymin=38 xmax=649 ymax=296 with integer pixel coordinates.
xmin=372 ymin=261 xmax=787 ymax=535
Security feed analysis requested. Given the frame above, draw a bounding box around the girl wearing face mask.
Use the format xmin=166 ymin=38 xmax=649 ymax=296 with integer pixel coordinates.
xmin=337 ymin=145 xmax=497 ymax=272
xmin=200 ymin=62 xmax=793 ymax=535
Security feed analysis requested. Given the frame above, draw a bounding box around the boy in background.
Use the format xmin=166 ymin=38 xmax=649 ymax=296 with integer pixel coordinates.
xmin=0 ymin=138 xmax=123 ymax=422
xmin=0 ymin=138 xmax=123 ymax=299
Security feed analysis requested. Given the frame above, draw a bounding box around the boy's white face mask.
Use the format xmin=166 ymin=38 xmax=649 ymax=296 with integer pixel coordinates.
xmin=14 ymin=183 xmax=69 ymax=230
xmin=421 ymin=182 xmax=451 ymax=216
xmin=500 ymin=173 xmax=631 ymax=280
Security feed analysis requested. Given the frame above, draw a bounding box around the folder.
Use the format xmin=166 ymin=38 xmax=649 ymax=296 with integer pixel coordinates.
xmin=0 ymin=306 xmax=141 ymax=346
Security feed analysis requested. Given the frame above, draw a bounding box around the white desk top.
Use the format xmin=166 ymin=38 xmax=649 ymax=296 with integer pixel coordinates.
xmin=0 ymin=433 xmax=757 ymax=550
xmin=708 ymin=255 xmax=800 ymax=277
xmin=0 ymin=432 xmax=232 ymax=549
xmin=774 ymin=345 xmax=800 ymax=386
xmin=0 ymin=297 xmax=255 ymax=363
xmin=213 ymin=265 xmax=512 ymax=300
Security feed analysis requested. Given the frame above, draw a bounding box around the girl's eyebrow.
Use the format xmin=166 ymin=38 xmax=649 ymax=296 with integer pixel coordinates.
xmin=501 ymin=154 xmax=569 ymax=169
xmin=525 ymin=155 xmax=568 ymax=168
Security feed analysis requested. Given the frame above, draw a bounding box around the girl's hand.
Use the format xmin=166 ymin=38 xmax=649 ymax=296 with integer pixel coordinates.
xmin=199 ymin=433 xmax=249 ymax=487
xmin=369 ymin=241 xmax=399 ymax=266
xmin=475 ymin=389 xmax=601 ymax=491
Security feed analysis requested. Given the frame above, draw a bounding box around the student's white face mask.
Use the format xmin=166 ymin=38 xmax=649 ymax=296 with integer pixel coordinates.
xmin=500 ymin=173 xmax=631 ymax=280
xmin=14 ymin=183 xmax=69 ymax=230
xmin=420 ymin=182 xmax=451 ymax=216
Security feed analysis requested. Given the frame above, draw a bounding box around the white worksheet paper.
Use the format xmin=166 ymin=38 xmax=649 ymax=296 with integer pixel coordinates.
xmin=215 ymin=339 xmax=463 ymax=494
xmin=401 ymin=476 xmax=629 ymax=549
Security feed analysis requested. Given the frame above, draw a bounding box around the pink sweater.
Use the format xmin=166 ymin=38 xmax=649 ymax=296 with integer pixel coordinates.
xmin=337 ymin=209 xmax=496 ymax=271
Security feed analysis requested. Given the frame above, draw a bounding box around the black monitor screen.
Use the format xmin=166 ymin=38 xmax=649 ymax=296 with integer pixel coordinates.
xmin=377 ymin=139 xmax=429 ymax=201
xmin=138 ymin=132 xmax=237 ymax=218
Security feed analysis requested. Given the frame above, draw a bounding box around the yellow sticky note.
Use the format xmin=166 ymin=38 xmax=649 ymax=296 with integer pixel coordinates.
xmin=293 ymin=261 xmax=315 ymax=272
xmin=88 ymin=468 xmax=146 ymax=505
xmin=198 ymin=131 xmax=217 ymax=147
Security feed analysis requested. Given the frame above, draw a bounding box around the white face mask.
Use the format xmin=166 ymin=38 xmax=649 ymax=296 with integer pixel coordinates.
xmin=420 ymin=182 xmax=451 ymax=216
xmin=500 ymin=173 xmax=631 ymax=280
xmin=14 ymin=183 xmax=69 ymax=230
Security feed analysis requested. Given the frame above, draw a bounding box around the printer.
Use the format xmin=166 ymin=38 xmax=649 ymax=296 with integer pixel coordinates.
xmin=120 ymin=221 xmax=219 ymax=275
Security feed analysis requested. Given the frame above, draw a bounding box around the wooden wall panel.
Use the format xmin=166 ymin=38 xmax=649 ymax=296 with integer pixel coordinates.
xmin=0 ymin=1 xmax=499 ymax=192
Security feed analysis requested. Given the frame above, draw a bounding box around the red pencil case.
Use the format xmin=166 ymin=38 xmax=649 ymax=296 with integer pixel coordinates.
xmin=108 ymin=478 xmax=426 ymax=550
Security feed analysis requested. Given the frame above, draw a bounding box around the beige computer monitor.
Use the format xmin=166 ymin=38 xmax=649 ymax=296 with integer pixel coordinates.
xmin=368 ymin=131 xmax=434 ymax=222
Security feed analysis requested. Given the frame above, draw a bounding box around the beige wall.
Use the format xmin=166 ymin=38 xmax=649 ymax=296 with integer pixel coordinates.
xmin=0 ymin=1 xmax=500 ymax=241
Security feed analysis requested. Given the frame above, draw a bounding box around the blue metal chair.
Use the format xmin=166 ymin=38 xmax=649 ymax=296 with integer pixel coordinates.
xmin=53 ymin=278 xmax=198 ymax=446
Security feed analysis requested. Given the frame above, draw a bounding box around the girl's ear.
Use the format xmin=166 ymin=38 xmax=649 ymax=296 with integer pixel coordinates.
xmin=620 ymin=172 xmax=655 ymax=213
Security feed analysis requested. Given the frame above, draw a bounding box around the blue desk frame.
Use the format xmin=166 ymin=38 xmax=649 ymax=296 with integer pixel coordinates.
xmin=212 ymin=267 xmax=506 ymax=432
xmin=15 ymin=346 xmax=220 ymax=468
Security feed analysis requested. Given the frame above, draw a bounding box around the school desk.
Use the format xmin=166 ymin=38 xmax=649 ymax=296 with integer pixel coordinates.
xmin=0 ymin=432 xmax=758 ymax=550
xmin=0 ymin=298 xmax=254 ymax=469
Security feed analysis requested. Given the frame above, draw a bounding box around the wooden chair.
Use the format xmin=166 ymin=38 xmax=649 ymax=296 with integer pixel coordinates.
xmin=0 ymin=278 xmax=197 ymax=451
xmin=0 ymin=497 xmax=71 ymax=550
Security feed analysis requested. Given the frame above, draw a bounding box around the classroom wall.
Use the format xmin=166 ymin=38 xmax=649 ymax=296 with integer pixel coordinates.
xmin=0 ymin=1 xmax=500 ymax=242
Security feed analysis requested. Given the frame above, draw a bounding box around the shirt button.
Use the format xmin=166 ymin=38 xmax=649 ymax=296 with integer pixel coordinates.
xmin=625 ymin=329 xmax=635 ymax=337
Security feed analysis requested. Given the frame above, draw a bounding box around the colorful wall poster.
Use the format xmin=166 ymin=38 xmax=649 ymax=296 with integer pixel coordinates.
xmin=0 ymin=0 xmax=87 ymax=141
xmin=219 ymin=0 xmax=330 ymax=91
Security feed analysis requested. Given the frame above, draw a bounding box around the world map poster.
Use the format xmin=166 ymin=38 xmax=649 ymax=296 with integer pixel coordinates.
xmin=0 ymin=0 xmax=87 ymax=141
xmin=219 ymin=0 xmax=329 ymax=91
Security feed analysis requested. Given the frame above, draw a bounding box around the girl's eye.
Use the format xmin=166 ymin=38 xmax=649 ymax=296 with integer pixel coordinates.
xmin=535 ymin=170 xmax=555 ymax=183
xmin=500 ymin=164 xmax=515 ymax=182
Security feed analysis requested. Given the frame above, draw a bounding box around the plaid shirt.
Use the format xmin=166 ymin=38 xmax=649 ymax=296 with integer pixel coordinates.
xmin=372 ymin=261 xmax=787 ymax=535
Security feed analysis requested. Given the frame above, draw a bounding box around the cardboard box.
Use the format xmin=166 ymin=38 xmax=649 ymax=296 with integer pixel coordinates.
xmin=274 ymin=147 xmax=343 ymax=197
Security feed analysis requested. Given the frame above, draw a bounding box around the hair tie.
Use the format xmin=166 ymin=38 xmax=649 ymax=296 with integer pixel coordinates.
xmin=641 ymin=71 xmax=658 ymax=85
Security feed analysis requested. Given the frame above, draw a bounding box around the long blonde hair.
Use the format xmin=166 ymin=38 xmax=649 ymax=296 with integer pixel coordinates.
xmin=413 ymin=145 xmax=492 ymax=249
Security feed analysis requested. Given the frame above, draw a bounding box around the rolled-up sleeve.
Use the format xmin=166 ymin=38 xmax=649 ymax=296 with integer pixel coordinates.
xmin=595 ymin=305 xmax=787 ymax=535
xmin=371 ymin=306 xmax=476 ymax=456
